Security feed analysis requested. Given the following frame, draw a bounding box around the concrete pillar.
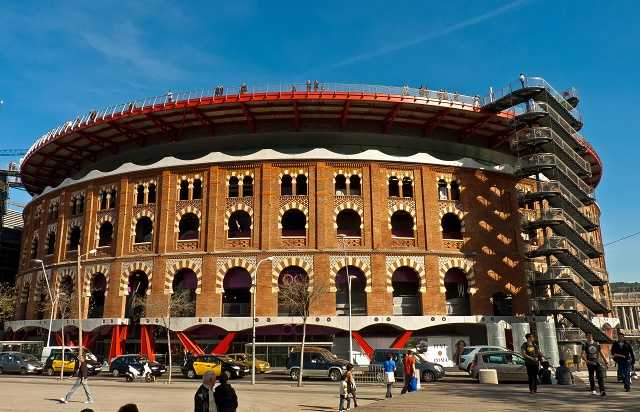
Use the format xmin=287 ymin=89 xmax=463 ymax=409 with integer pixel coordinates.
xmin=536 ymin=317 xmax=560 ymax=367
xmin=511 ymin=322 xmax=531 ymax=351
xmin=486 ymin=321 xmax=507 ymax=348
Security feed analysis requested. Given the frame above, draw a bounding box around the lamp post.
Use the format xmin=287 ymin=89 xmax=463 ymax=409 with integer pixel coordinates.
xmin=76 ymin=246 xmax=97 ymax=357
xmin=251 ymin=256 xmax=273 ymax=385
xmin=338 ymin=234 xmax=353 ymax=364
xmin=32 ymin=259 xmax=55 ymax=347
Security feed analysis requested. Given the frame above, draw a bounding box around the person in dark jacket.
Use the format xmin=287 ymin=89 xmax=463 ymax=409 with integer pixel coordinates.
xmin=195 ymin=371 xmax=217 ymax=412
xmin=59 ymin=354 xmax=94 ymax=404
xmin=555 ymin=359 xmax=574 ymax=385
xmin=612 ymin=330 xmax=636 ymax=392
xmin=214 ymin=373 xmax=238 ymax=412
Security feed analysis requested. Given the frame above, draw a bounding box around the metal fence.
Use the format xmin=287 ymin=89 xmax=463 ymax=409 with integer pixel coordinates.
xmin=352 ymin=364 xmax=385 ymax=384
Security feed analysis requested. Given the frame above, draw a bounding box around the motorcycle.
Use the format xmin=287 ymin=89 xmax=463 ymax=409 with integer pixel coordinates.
xmin=125 ymin=362 xmax=155 ymax=382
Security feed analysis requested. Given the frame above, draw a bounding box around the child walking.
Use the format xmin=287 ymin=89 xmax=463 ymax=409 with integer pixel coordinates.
xmin=339 ymin=373 xmax=350 ymax=412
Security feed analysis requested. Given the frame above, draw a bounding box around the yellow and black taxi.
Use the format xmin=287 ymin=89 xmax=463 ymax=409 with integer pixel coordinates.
xmin=183 ymin=354 xmax=248 ymax=379
xmin=43 ymin=350 xmax=102 ymax=376
xmin=227 ymin=353 xmax=271 ymax=374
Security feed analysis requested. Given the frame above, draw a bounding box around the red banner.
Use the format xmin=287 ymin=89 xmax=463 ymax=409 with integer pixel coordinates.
xmin=175 ymin=332 xmax=204 ymax=355
xmin=390 ymin=331 xmax=413 ymax=349
xmin=139 ymin=325 xmax=156 ymax=362
xmin=351 ymin=331 xmax=374 ymax=359
xmin=211 ymin=332 xmax=236 ymax=355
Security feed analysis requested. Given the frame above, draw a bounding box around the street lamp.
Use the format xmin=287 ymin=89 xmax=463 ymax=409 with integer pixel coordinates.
xmin=338 ymin=234 xmax=355 ymax=364
xmin=32 ymin=259 xmax=55 ymax=347
xmin=251 ymin=256 xmax=273 ymax=385
xmin=76 ymin=247 xmax=97 ymax=357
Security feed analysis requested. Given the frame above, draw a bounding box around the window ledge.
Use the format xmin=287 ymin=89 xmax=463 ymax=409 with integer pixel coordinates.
xmin=391 ymin=236 xmax=415 ymax=240
xmin=443 ymin=238 xmax=464 ymax=241
xmin=133 ymin=241 xmax=152 ymax=245
xmin=177 ymin=238 xmax=199 ymax=242
xmin=227 ymin=237 xmax=251 ymax=240
xmin=281 ymin=236 xmax=307 ymax=239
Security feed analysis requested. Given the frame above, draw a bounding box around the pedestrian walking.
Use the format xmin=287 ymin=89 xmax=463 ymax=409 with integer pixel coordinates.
xmin=521 ymin=333 xmax=542 ymax=394
xmin=582 ymin=331 xmax=607 ymax=396
xmin=195 ymin=371 xmax=217 ymax=412
xmin=338 ymin=372 xmax=350 ymax=412
xmin=383 ymin=354 xmax=396 ymax=398
xmin=345 ymin=364 xmax=358 ymax=407
xmin=59 ymin=354 xmax=93 ymax=404
xmin=519 ymin=73 xmax=526 ymax=88
xmin=611 ymin=330 xmax=635 ymax=392
xmin=306 ymin=80 xmax=311 ymax=92
xmin=214 ymin=373 xmax=238 ymax=412
xmin=555 ymin=359 xmax=574 ymax=385
xmin=400 ymin=349 xmax=415 ymax=394
xmin=313 ymin=79 xmax=319 ymax=91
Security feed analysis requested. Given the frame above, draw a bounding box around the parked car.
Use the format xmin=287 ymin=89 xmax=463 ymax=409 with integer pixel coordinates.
xmin=470 ymin=350 xmax=533 ymax=382
xmin=227 ymin=353 xmax=271 ymax=373
xmin=286 ymin=346 xmax=349 ymax=382
xmin=458 ymin=345 xmax=509 ymax=373
xmin=0 ymin=352 xmax=44 ymax=375
xmin=109 ymin=355 xmax=166 ymax=378
xmin=212 ymin=355 xmax=250 ymax=379
xmin=43 ymin=351 xmax=102 ymax=376
xmin=181 ymin=354 xmax=223 ymax=379
xmin=41 ymin=346 xmax=96 ymax=363
xmin=371 ymin=348 xmax=445 ymax=382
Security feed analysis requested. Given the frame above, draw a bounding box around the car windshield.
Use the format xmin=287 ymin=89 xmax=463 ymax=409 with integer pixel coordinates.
xmin=217 ymin=356 xmax=233 ymax=362
xmin=461 ymin=347 xmax=475 ymax=355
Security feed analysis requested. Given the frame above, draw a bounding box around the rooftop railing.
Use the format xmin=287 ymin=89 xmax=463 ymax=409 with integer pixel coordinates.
xmin=23 ymin=83 xmax=481 ymax=162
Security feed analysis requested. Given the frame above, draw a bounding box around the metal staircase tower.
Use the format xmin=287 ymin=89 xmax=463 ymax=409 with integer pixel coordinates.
xmin=483 ymin=77 xmax=611 ymax=345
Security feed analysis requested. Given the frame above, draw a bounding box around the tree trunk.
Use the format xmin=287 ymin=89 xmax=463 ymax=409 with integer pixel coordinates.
xmin=167 ymin=316 xmax=172 ymax=384
xmin=297 ymin=317 xmax=307 ymax=387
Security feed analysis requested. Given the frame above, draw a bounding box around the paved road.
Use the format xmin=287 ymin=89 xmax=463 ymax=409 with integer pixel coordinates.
xmin=0 ymin=373 xmax=638 ymax=411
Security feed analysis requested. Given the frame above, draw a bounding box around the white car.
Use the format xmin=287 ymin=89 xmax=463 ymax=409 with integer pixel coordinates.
xmin=458 ymin=345 xmax=509 ymax=372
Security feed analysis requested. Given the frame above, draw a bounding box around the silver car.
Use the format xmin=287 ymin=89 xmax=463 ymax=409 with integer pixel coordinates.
xmin=0 ymin=352 xmax=44 ymax=375
xmin=458 ymin=345 xmax=509 ymax=373
xmin=470 ymin=350 xmax=530 ymax=382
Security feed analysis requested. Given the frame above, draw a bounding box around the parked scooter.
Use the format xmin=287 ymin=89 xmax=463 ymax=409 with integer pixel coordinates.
xmin=125 ymin=362 xmax=155 ymax=382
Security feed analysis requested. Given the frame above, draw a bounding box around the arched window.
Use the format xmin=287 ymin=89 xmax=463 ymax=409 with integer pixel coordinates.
xmin=438 ymin=179 xmax=449 ymax=200
xmin=242 ymin=176 xmax=253 ymax=197
xmin=98 ymin=222 xmax=113 ymax=247
xmin=109 ymin=189 xmax=117 ymax=209
xmin=388 ymin=176 xmax=400 ymax=197
xmin=178 ymin=213 xmax=200 ymax=240
xmin=192 ymin=179 xmax=203 ymax=199
xmin=30 ymin=238 xmax=38 ymax=259
xmin=179 ymin=180 xmax=189 ymax=200
xmin=136 ymin=185 xmax=145 ymax=205
xmin=228 ymin=210 xmax=252 ymax=238
xmin=281 ymin=209 xmax=306 ymax=237
xmin=349 ymin=175 xmax=361 ymax=196
xmin=99 ymin=192 xmax=107 ymax=210
xmin=46 ymin=232 xmax=56 ymax=255
xmin=392 ymin=267 xmax=421 ymax=315
xmin=68 ymin=226 xmax=81 ymax=251
xmin=148 ymin=183 xmax=156 ymax=204
xmin=171 ymin=269 xmax=197 ymax=317
xmin=444 ymin=268 xmax=470 ymax=315
xmin=492 ymin=292 xmax=513 ymax=316
xmin=277 ymin=266 xmax=308 ymax=316
xmin=402 ymin=177 xmax=413 ymax=198
xmin=126 ymin=271 xmax=149 ymax=319
xmin=450 ymin=181 xmax=460 ymax=201
xmin=222 ymin=267 xmax=252 ymax=317
xmin=390 ymin=211 xmax=414 ymax=238
xmin=296 ymin=174 xmax=308 ymax=195
xmin=228 ymin=176 xmax=239 ymax=198
xmin=335 ymin=174 xmax=347 ymax=195
xmin=336 ymin=209 xmax=361 ymax=237
xmin=77 ymin=196 xmax=84 ymax=214
xmin=135 ymin=217 xmax=153 ymax=243
xmin=281 ymin=175 xmax=293 ymax=195
xmin=88 ymin=273 xmax=107 ymax=318
xmin=441 ymin=213 xmax=462 ymax=240
xmin=336 ymin=266 xmax=367 ymax=316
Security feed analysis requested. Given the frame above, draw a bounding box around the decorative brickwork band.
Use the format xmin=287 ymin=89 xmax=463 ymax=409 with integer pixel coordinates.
xmin=215 ymin=256 xmax=257 ymax=293
xmin=120 ymin=260 xmax=154 ymax=296
xmin=437 ymin=256 xmax=477 ymax=295
xmin=271 ymin=255 xmax=314 ymax=293
xmin=329 ymin=255 xmax=372 ymax=293
xmin=83 ymin=263 xmax=111 ymax=297
xmin=385 ymin=256 xmax=426 ymax=293
xmin=165 ymin=257 xmax=203 ymax=294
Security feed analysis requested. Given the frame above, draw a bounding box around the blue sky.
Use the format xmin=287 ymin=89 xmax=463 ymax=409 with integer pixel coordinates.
xmin=1 ymin=1 xmax=638 ymax=281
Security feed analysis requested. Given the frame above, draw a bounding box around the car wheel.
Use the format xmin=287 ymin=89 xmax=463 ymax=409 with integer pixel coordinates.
xmin=187 ymin=369 xmax=196 ymax=379
xmin=289 ymin=369 xmax=299 ymax=381
xmin=112 ymin=369 xmax=120 ymax=378
xmin=422 ymin=371 xmax=436 ymax=383
xmin=329 ymin=369 xmax=342 ymax=382
xmin=45 ymin=368 xmax=54 ymax=376
xmin=20 ymin=367 xmax=27 ymax=375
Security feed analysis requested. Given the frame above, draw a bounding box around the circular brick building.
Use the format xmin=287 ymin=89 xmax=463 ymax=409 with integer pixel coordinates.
xmin=8 ymin=80 xmax=613 ymax=366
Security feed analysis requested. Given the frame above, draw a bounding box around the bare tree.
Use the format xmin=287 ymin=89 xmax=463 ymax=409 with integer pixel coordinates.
xmin=278 ymin=276 xmax=329 ymax=387
xmin=0 ymin=282 xmax=16 ymax=326
xmin=136 ymin=290 xmax=195 ymax=384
